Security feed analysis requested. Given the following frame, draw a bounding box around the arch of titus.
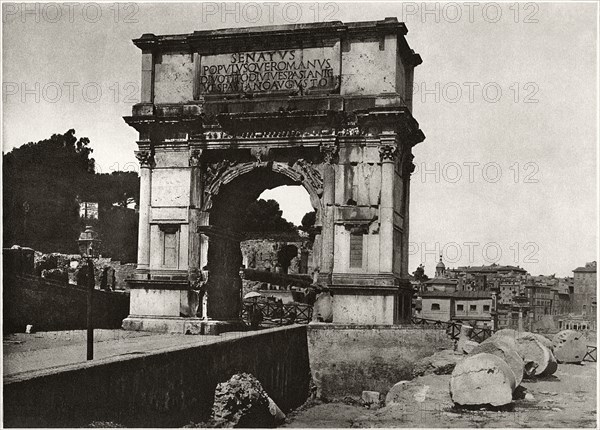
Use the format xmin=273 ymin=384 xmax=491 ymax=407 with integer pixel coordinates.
xmin=123 ymin=18 xmax=425 ymax=334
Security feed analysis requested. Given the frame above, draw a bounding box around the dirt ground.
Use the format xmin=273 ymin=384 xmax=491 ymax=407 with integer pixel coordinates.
xmin=283 ymin=362 xmax=597 ymax=428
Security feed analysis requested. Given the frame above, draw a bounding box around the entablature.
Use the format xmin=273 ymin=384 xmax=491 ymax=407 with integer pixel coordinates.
xmin=125 ymin=101 xmax=425 ymax=150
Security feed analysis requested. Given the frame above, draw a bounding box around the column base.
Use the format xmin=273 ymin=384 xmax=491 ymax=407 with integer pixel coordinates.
xmin=122 ymin=315 xmax=246 ymax=335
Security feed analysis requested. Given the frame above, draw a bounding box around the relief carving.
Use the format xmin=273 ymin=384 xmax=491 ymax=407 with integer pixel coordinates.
xmin=320 ymin=141 xmax=339 ymax=164
xmin=291 ymin=159 xmax=324 ymax=196
xmin=189 ymin=149 xmax=202 ymax=167
xmin=379 ymin=144 xmax=399 ymax=162
xmin=135 ymin=150 xmax=155 ymax=168
xmin=203 ymin=160 xmax=238 ymax=190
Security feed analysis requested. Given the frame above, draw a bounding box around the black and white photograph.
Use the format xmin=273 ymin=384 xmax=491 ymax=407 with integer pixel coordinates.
xmin=1 ymin=1 xmax=598 ymax=427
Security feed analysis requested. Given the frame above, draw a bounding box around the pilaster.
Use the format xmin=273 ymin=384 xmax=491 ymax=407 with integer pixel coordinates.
xmin=135 ymin=150 xmax=154 ymax=273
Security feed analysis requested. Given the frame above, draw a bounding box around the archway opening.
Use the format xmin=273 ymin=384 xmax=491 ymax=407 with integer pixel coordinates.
xmin=205 ymin=166 xmax=317 ymax=320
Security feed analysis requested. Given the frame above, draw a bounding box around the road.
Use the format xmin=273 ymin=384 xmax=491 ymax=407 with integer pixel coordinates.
xmin=3 ymin=329 xmax=254 ymax=380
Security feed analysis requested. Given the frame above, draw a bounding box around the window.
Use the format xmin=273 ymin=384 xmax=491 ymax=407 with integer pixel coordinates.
xmin=457 ymin=304 xmax=464 ymax=311
xmin=349 ymin=233 xmax=363 ymax=268
xmin=483 ymin=305 xmax=490 ymax=312
xmin=470 ymin=305 xmax=477 ymax=312
xmin=431 ymin=303 xmax=440 ymax=311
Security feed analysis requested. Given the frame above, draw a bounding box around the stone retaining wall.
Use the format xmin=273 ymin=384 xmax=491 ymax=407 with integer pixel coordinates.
xmin=3 ymin=325 xmax=311 ymax=427
xmin=307 ymin=324 xmax=453 ymax=398
xmin=3 ymin=274 xmax=130 ymax=333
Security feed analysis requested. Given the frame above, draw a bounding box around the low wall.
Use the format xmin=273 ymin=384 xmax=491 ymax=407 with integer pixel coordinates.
xmin=3 ymin=274 xmax=130 ymax=333
xmin=307 ymin=324 xmax=453 ymax=398
xmin=3 ymin=325 xmax=311 ymax=427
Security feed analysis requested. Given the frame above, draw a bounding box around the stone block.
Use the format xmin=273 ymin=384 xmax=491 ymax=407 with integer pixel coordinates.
xmin=470 ymin=339 xmax=525 ymax=386
xmin=183 ymin=320 xmax=202 ymax=335
xmin=552 ymin=330 xmax=587 ymax=363
xmin=361 ymin=390 xmax=381 ymax=406
xmin=458 ymin=339 xmax=479 ymax=355
xmin=385 ymin=381 xmax=410 ymax=405
xmin=450 ymin=353 xmax=516 ymax=407
xmin=132 ymin=103 xmax=155 ymax=116
xmin=515 ymin=336 xmax=558 ymax=377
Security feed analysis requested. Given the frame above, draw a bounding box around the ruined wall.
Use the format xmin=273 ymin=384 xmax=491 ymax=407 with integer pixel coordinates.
xmin=307 ymin=324 xmax=452 ymax=398
xmin=3 ymin=274 xmax=130 ymax=333
xmin=33 ymin=252 xmax=135 ymax=290
xmin=4 ymin=326 xmax=310 ymax=427
xmin=240 ymin=238 xmax=313 ymax=275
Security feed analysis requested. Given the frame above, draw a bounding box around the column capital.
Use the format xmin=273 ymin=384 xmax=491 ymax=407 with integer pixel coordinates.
xmin=135 ymin=150 xmax=155 ymax=168
xmin=189 ymin=149 xmax=202 ymax=167
xmin=379 ymin=144 xmax=399 ymax=162
xmin=319 ymin=140 xmax=339 ymax=164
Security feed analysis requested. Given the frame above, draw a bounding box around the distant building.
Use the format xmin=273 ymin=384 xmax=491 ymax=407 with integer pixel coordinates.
xmin=498 ymin=279 xmax=524 ymax=305
xmin=446 ymin=263 xmax=527 ymax=292
xmin=423 ymin=277 xmax=458 ymax=293
xmin=572 ymin=261 xmax=597 ymax=316
xmin=525 ymin=280 xmax=553 ymax=322
xmin=552 ymin=277 xmax=573 ymax=316
xmin=420 ymin=290 xmax=493 ymax=327
xmin=558 ymin=314 xmax=594 ymax=331
xmin=435 ymin=255 xmax=446 ymax=278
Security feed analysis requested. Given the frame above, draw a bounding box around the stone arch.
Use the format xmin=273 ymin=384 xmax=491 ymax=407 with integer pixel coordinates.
xmin=199 ymin=164 xmax=320 ymax=322
xmin=201 ymin=160 xmax=323 ymax=214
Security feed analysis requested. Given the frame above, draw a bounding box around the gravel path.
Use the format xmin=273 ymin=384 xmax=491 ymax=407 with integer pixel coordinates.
xmin=284 ymin=362 xmax=597 ymax=428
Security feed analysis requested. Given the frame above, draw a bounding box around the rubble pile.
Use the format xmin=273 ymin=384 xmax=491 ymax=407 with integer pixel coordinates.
xmin=413 ymin=349 xmax=464 ymax=377
xmin=211 ymin=373 xmax=285 ymax=428
xmin=447 ymin=329 xmax=563 ymax=407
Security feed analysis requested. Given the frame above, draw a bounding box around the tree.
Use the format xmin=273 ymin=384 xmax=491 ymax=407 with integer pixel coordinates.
xmin=3 ymin=129 xmax=95 ymax=252
xmin=241 ymin=199 xmax=297 ymax=233
xmin=3 ymin=130 xmax=140 ymax=261
xmin=413 ymin=265 xmax=429 ymax=283
xmin=86 ymin=171 xmax=139 ymax=210
xmin=299 ymin=210 xmax=317 ymax=242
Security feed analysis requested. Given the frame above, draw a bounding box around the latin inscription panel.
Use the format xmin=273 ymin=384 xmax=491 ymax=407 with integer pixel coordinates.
xmin=198 ymin=46 xmax=340 ymax=95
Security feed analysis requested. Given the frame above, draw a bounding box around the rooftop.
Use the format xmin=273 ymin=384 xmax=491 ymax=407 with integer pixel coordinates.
xmin=449 ymin=264 xmax=527 ymax=274
xmin=574 ymin=262 xmax=597 ymax=273
xmin=131 ymin=18 xmax=421 ymax=67
xmin=421 ymin=291 xmax=492 ymax=299
xmin=424 ymin=277 xmax=458 ymax=285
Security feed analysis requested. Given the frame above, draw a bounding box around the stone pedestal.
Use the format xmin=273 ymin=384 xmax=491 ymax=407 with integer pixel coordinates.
xmin=122 ymin=316 xmax=244 ymax=335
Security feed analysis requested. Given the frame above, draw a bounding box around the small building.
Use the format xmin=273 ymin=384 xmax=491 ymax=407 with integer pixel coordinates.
xmin=422 ymin=277 xmax=458 ymax=293
xmin=420 ymin=291 xmax=493 ymax=327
